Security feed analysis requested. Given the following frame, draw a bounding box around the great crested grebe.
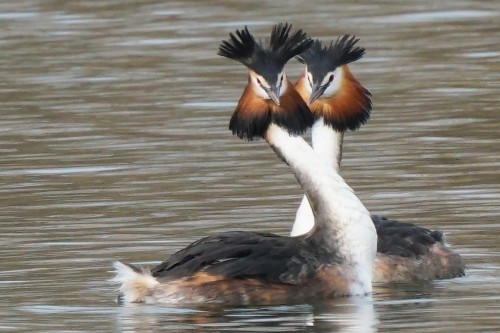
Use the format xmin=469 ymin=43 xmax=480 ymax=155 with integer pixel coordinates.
xmin=112 ymin=23 xmax=377 ymax=305
xmin=291 ymin=36 xmax=465 ymax=282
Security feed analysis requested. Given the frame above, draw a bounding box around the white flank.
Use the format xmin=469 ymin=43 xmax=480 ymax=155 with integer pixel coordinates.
xmin=291 ymin=196 xmax=314 ymax=236
xmin=111 ymin=261 xmax=159 ymax=303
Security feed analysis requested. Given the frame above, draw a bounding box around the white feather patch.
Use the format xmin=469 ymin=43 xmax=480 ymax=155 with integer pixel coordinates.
xmin=111 ymin=261 xmax=159 ymax=303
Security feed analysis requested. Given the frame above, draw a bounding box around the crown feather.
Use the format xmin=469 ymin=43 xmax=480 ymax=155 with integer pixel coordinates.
xmin=270 ymin=23 xmax=313 ymax=65
xmin=296 ymin=35 xmax=365 ymax=70
xmin=332 ymin=35 xmax=365 ymax=65
xmin=218 ymin=23 xmax=312 ymax=73
xmin=217 ymin=26 xmax=257 ymax=67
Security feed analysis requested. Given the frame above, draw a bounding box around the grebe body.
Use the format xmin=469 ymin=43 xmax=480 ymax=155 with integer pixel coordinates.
xmin=112 ymin=25 xmax=377 ymax=304
xmin=291 ymin=37 xmax=465 ymax=282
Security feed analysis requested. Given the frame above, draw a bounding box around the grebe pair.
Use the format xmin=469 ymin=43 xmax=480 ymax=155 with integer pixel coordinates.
xmin=112 ymin=23 xmax=463 ymax=304
xmin=291 ymin=37 xmax=465 ymax=282
xmin=113 ymin=23 xmax=377 ymax=304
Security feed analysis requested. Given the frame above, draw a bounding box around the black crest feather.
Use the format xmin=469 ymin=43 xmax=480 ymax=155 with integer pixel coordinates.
xmin=218 ymin=26 xmax=257 ymax=68
xmin=297 ymin=35 xmax=365 ymax=74
xmin=218 ymin=23 xmax=312 ymax=75
xmin=269 ymin=23 xmax=313 ymax=66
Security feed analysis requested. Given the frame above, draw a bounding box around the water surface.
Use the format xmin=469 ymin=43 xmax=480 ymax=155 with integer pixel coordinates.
xmin=0 ymin=0 xmax=499 ymax=332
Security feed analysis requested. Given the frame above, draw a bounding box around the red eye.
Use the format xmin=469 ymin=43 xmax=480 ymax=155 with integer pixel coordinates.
xmin=328 ymin=74 xmax=334 ymax=83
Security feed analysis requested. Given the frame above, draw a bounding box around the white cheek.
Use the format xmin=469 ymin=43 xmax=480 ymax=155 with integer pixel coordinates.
xmin=255 ymin=85 xmax=269 ymax=99
xmin=279 ymin=79 xmax=288 ymax=96
xmin=304 ymin=70 xmax=313 ymax=95
xmin=252 ymin=77 xmax=269 ymax=99
xmin=323 ymin=68 xmax=343 ymax=97
xmin=304 ymin=79 xmax=312 ymax=95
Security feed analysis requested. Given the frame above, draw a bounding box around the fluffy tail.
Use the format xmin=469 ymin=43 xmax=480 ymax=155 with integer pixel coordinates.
xmin=111 ymin=261 xmax=159 ymax=303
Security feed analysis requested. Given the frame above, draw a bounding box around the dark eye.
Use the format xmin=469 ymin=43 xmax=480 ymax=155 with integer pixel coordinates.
xmin=256 ymin=78 xmax=261 ymax=85
xmin=328 ymin=74 xmax=334 ymax=83
xmin=280 ymin=75 xmax=283 ymax=83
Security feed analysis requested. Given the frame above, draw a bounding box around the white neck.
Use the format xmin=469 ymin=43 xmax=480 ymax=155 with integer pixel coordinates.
xmin=291 ymin=118 xmax=344 ymax=236
xmin=265 ymin=124 xmax=376 ymax=293
xmin=312 ymin=118 xmax=344 ymax=172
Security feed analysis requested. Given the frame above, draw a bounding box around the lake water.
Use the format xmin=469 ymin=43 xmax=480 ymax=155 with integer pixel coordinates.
xmin=0 ymin=0 xmax=498 ymax=332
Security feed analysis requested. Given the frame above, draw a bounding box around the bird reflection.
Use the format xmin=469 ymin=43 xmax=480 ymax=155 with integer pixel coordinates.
xmin=114 ymin=297 xmax=377 ymax=333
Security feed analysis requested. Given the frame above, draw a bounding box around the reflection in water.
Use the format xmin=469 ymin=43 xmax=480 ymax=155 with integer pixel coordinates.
xmin=115 ymin=298 xmax=377 ymax=333
xmin=1 ymin=0 xmax=499 ymax=332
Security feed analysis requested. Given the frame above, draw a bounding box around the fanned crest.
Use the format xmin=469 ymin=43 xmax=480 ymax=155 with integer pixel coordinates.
xmin=218 ymin=26 xmax=257 ymax=68
xmin=297 ymin=35 xmax=365 ymax=77
xmin=219 ymin=23 xmax=314 ymax=140
xmin=218 ymin=23 xmax=312 ymax=78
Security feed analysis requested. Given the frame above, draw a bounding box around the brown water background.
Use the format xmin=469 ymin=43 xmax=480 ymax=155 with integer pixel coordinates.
xmin=0 ymin=1 xmax=499 ymax=332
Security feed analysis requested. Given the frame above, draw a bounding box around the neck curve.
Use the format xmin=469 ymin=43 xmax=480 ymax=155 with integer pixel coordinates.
xmin=264 ymin=123 xmax=375 ymax=293
xmin=292 ymin=118 xmax=344 ymax=236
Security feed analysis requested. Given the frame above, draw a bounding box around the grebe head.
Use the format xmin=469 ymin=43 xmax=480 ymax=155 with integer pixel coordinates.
xmin=297 ymin=36 xmax=372 ymax=131
xmin=218 ymin=23 xmax=314 ymax=140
